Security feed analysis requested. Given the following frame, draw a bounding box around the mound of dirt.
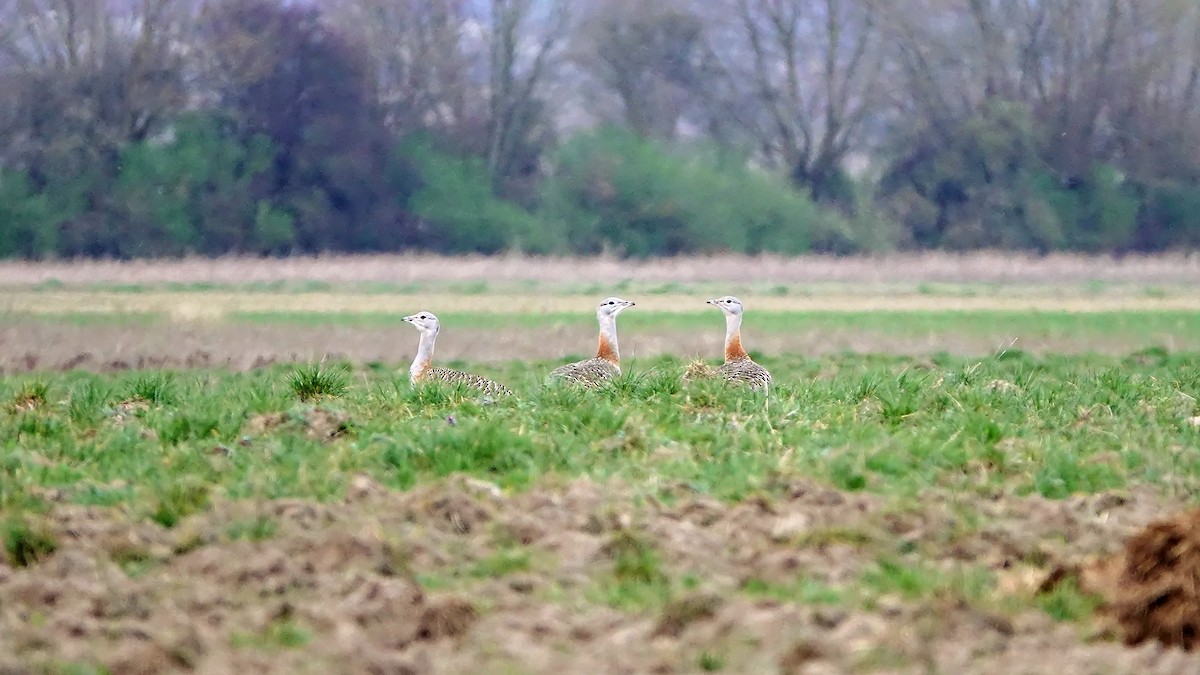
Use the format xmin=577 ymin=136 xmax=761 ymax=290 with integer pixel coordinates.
xmin=1107 ymin=508 xmax=1200 ymax=650
xmin=680 ymin=359 xmax=719 ymax=382
xmin=243 ymin=408 xmax=350 ymax=441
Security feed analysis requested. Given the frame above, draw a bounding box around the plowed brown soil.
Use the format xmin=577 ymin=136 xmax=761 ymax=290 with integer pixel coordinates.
xmin=3 ymin=477 xmax=1199 ymax=673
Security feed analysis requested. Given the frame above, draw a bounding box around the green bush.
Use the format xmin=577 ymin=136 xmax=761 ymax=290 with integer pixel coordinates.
xmin=403 ymin=136 xmax=548 ymax=254
xmin=111 ymin=113 xmax=283 ymax=256
xmin=0 ymin=171 xmax=67 ymax=258
xmin=539 ymin=128 xmax=853 ymax=256
xmin=1038 ymin=164 xmax=1139 ymax=252
xmin=1138 ymin=180 xmax=1200 ymax=250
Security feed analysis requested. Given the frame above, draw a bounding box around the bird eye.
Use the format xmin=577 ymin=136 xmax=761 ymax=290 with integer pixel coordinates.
xmin=420 ymin=314 xmax=427 ymax=319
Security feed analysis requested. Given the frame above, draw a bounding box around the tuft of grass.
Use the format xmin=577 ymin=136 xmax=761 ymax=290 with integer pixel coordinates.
xmin=124 ymin=371 xmax=177 ymax=406
xmin=14 ymin=411 xmax=67 ymax=441
xmin=699 ymin=651 xmax=726 ymax=671
xmin=8 ymin=380 xmax=49 ymax=412
xmin=860 ymin=558 xmax=938 ymax=599
xmin=226 ymin=516 xmax=278 ymax=542
xmin=606 ymin=529 xmax=667 ymax=585
xmin=1035 ymin=577 xmax=1104 ymax=622
xmin=232 ymin=619 xmax=312 ymax=650
xmin=469 ymin=548 xmax=533 ymax=578
xmin=149 ymin=480 xmax=211 ymax=528
xmin=792 ymin=526 xmax=877 ymax=549
xmin=592 ymin=529 xmax=673 ymax=611
xmin=828 ymin=456 xmax=869 ymax=491
xmin=265 ymin=619 xmax=311 ymax=648
xmin=740 ymin=577 xmax=844 ymax=605
xmin=109 ymin=540 xmax=156 ymax=578
xmin=67 ymin=379 xmax=109 ymax=425
xmin=288 ymin=363 xmax=350 ymax=401
xmin=2 ymin=518 xmax=57 ymax=567
xmin=859 ymin=557 xmax=995 ymax=606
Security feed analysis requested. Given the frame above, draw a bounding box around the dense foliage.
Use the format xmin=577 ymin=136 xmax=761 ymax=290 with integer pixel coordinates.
xmin=0 ymin=0 xmax=1197 ymax=258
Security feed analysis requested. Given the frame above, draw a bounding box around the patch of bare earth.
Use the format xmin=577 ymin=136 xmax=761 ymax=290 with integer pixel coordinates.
xmin=243 ymin=408 xmax=350 ymax=441
xmin=3 ymin=477 xmax=1200 ymax=673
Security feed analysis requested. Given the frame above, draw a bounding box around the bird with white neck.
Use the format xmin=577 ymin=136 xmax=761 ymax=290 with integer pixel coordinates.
xmin=403 ymin=311 xmax=513 ymax=397
xmin=548 ymin=297 xmax=636 ymax=387
xmin=704 ymin=295 xmax=772 ymax=392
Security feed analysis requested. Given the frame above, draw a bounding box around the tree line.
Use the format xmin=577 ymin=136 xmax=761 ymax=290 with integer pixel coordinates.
xmin=1 ymin=0 xmax=1198 ymax=259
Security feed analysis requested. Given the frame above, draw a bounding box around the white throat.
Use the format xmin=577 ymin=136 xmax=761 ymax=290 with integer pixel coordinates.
xmin=410 ymin=327 xmax=439 ymax=382
xmin=724 ymin=312 xmax=742 ymax=346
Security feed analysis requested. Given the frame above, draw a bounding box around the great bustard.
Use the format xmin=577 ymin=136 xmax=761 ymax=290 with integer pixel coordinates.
xmin=548 ymin=296 xmax=636 ymax=387
xmin=403 ymin=311 xmax=513 ymax=397
xmin=704 ymin=296 xmax=772 ymax=391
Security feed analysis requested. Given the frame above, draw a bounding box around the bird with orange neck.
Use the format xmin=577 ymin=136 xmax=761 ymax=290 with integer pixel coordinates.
xmin=548 ymin=297 xmax=635 ymax=387
xmin=704 ymin=295 xmax=772 ymax=390
xmin=403 ymin=311 xmax=513 ymax=397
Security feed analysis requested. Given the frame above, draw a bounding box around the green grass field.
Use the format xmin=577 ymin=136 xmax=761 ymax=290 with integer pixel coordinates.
xmin=4 ymin=351 xmax=1198 ymax=510
xmin=3 ymin=269 xmax=1200 ymax=671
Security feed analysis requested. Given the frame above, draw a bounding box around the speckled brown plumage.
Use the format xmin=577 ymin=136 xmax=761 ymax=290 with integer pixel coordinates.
xmin=549 ymin=356 xmax=621 ymax=387
xmin=717 ymin=357 xmax=772 ymax=390
xmin=418 ymin=365 xmax=513 ymax=397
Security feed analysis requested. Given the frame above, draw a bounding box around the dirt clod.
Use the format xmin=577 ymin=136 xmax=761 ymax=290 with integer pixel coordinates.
xmin=244 ymin=409 xmax=350 ymax=441
xmin=245 ymin=411 xmax=288 ymax=434
xmin=779 ymin=639 xmax=827 ymax=674
xmin=653 ymin=593 xmax=723 ymax=637
xmin=681 ymin=359 xmax=719 ymax=382
xmin=418 ymin=596 xmax=478 ymax=640
xmin=1110 ymin=508 xmax=1200 ymax=650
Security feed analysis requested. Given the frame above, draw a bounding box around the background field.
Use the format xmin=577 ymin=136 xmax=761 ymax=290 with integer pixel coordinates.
xmin=1 ymin=253 xmax=1199 ymax=673
xmin=3 ymin=252 xmax=1200 ymax=374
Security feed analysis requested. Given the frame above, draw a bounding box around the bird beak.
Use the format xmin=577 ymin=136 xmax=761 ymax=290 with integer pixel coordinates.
xmin=626 ymin=300 xmax=636 ymax=307
xmin=402 ymin=314 xmax=416 ymax=323
xmin=706 ymin=299 xmax=716 ymax=306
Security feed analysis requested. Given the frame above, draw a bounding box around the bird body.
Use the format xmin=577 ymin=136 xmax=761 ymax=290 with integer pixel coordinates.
xmin=403 ymin=311 xmax=513 ymax=397
xmin=705 ymin=296 xmax=772 ymax=390
xmin=548 ymin=357 xmax=620 ymax=386
xmin=718 ymin=357 xmax=772 ymax=389
xmin=418 ymin=365 xmax=513 ymax=398
xmin=549 ymin=297 xmax=635 ymax=387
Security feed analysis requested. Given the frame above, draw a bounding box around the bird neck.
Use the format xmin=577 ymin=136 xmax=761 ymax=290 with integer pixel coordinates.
xmin=596 ymin=314 xmax=620 ymax=365
xmin=724 ymin=313 xmax=748 ymax=362
xmin=410 ymin=329 xmax=438 ymax=382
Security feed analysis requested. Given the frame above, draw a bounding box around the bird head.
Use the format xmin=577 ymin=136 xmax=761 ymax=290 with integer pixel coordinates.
xmin=596 ymin=296 xmax=635 ymax=319
xmin=402 ymin=310 xmax=441 ymax=335
xmin=706 ymin=295 xmax=744 ymax=316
